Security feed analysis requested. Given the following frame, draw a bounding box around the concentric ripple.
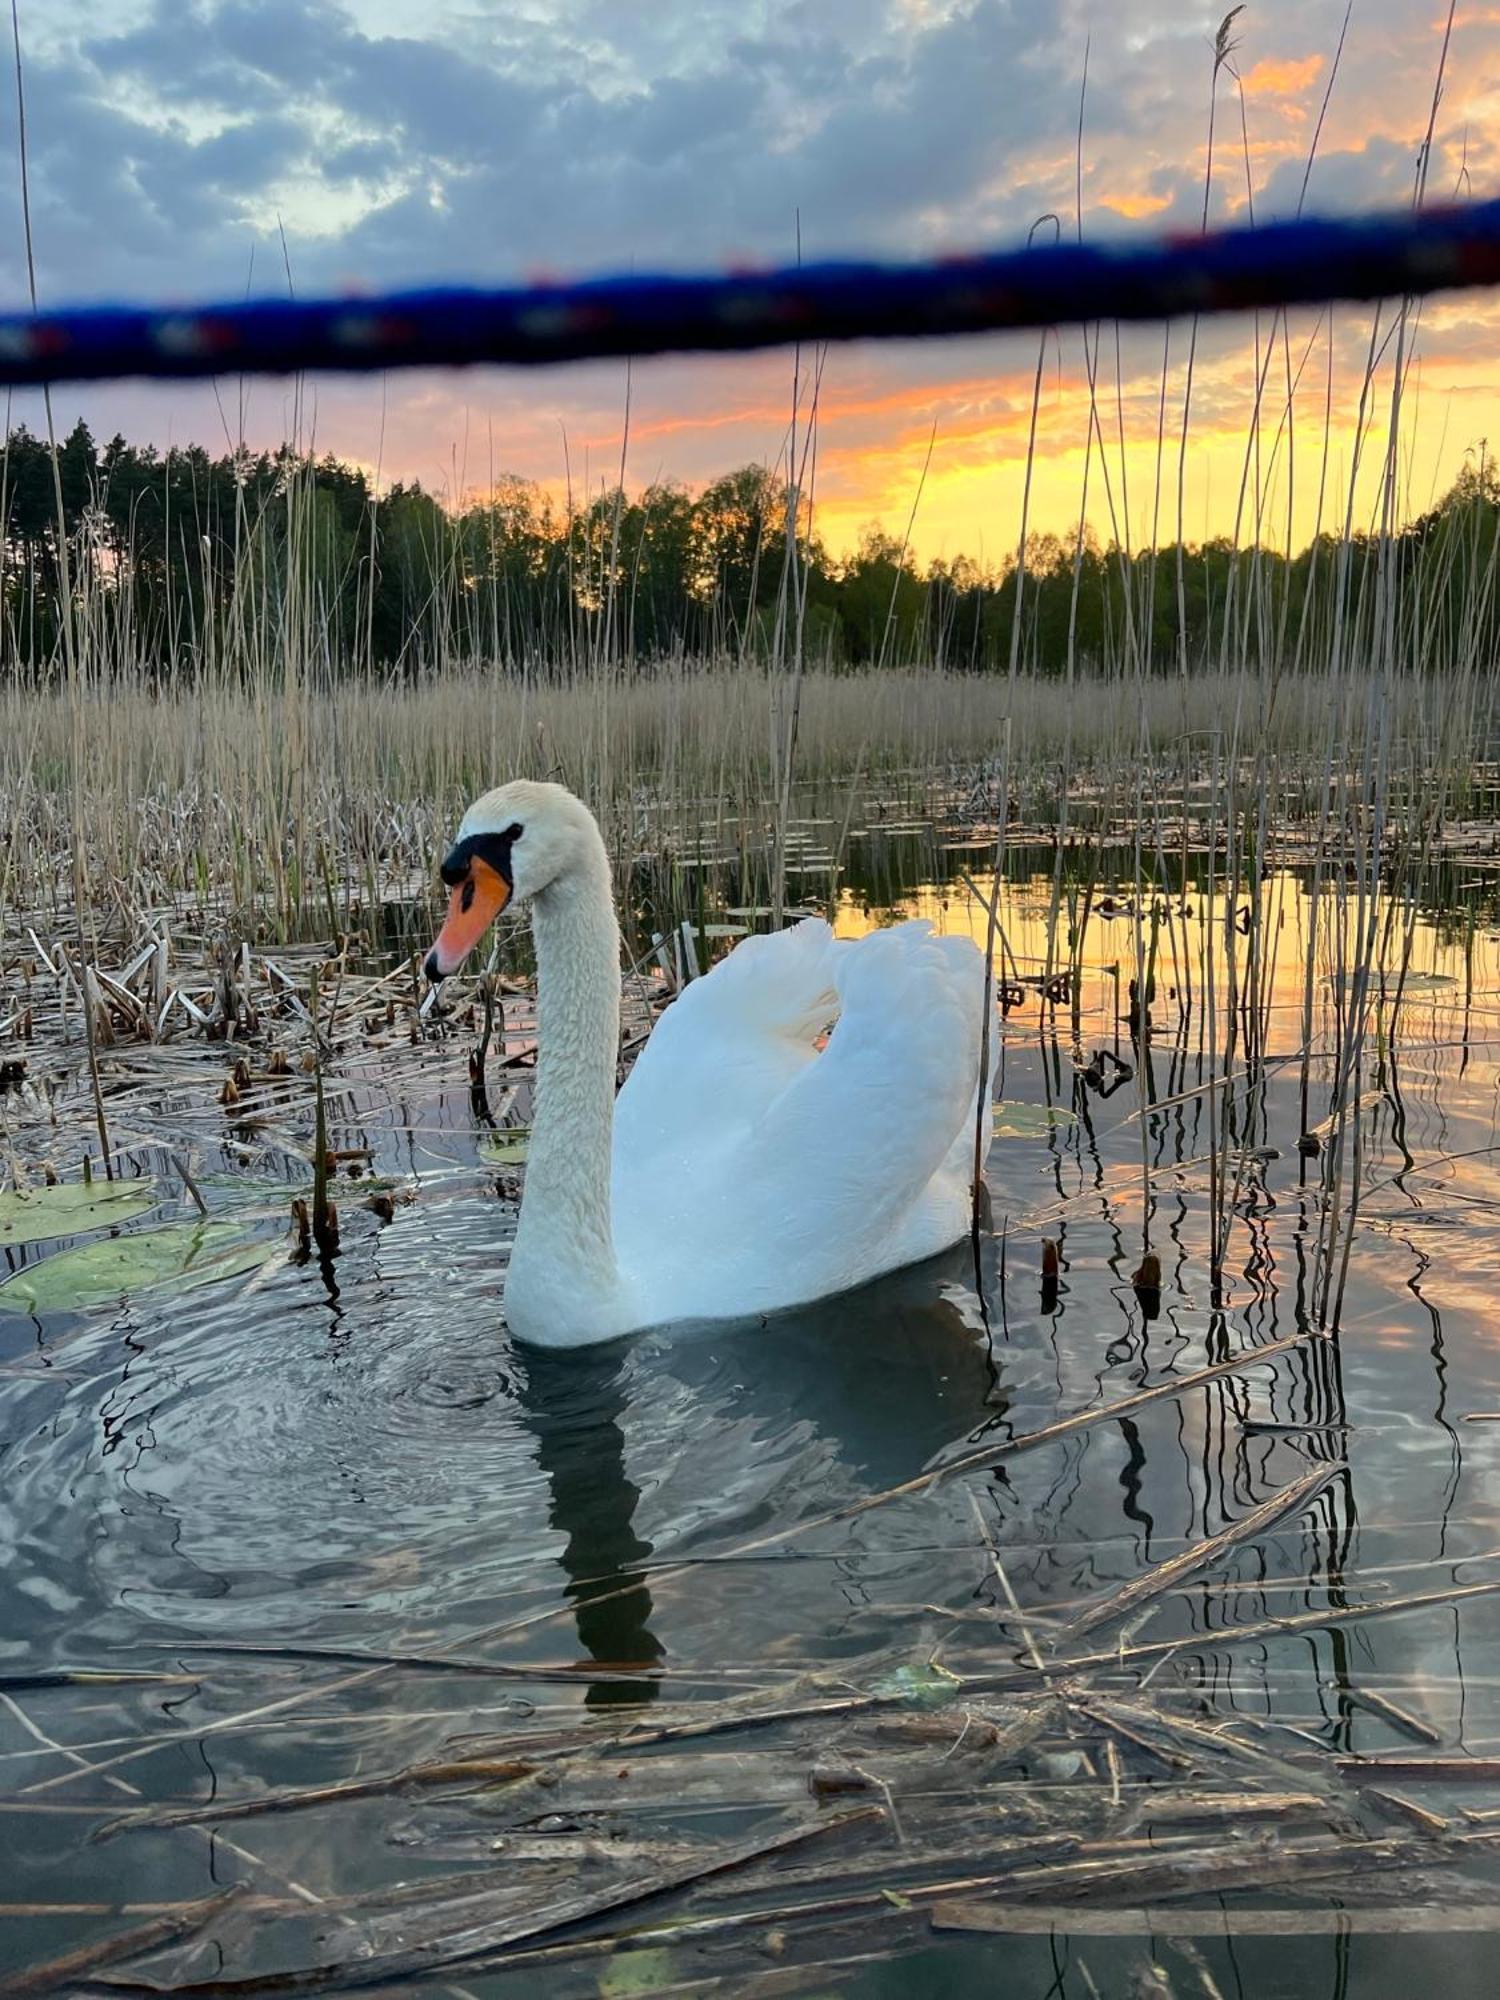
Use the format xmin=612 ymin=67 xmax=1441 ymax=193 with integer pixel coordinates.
xmin=0 ymin=1174 xmax=1009 ymax=1676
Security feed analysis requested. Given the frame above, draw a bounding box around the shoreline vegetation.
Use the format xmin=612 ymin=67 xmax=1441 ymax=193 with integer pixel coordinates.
xmin=2 ymin=422 xmax=1499 ymax=680
xmin=2 ymin=658 xmax=1493 ymax=941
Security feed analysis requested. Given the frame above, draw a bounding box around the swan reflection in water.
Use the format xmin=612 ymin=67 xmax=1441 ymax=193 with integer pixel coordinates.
xmin=513 ymin=1249 xmax=1004 ymax=1708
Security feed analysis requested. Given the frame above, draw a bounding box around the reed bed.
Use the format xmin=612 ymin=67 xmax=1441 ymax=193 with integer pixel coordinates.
xmin=0 ymin=657 xmax=1491 ymax=937
xmin=3 ymin=631 xmax=1498 ymax=1349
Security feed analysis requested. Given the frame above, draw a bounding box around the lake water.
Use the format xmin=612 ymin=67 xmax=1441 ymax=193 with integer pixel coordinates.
xmin=5 ymin=833 xmax=1500 ymax=1995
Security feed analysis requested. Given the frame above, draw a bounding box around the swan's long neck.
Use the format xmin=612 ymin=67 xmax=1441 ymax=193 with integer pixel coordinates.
xmin=506 ymin=839 xmax=624 ymax=1339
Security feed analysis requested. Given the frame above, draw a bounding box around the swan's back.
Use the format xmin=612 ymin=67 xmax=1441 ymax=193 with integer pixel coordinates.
xmin=611 ymin=918 xmax=989 ymax=1326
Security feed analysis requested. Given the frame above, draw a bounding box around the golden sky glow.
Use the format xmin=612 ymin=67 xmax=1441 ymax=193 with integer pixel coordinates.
xmin=354 ymin=1 xmax=1500 ymax=566
xmin=19 ymin=0 xmax=1500 ymax=568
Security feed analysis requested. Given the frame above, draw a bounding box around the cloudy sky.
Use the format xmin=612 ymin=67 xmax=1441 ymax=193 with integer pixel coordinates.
xmin=5 ymin=0 xmax=1498 ymax=559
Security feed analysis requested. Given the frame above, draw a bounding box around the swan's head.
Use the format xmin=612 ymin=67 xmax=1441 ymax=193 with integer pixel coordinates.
xmin=424 ymin=780 xmax=600 ymax=982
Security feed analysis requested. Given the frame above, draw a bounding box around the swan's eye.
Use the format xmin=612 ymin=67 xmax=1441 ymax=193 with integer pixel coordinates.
xmin=507 ymin=822 xmax=523 ymax=842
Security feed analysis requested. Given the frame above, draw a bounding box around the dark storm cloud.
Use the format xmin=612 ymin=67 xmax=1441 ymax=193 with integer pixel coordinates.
xmin=9 ymin=0 xmax=1493 ymax=305
xmin=766 ymin=0 xmax=1070 ymax=239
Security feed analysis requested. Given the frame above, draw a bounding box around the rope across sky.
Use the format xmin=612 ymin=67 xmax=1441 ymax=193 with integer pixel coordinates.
xmin=2 ymin=197 xmax=1498 ymax=388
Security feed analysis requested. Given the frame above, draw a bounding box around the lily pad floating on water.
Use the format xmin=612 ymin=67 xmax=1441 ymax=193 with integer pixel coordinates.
xmin=869 ymin=1661 xmax=962 ymax=1709
xmin=0 ymin=1220 xmax=272 ymax=1315
xmin=993 ymin=1102 xmax=1078 ymax=1140
xmin=480 ymin=1127 xmax=530 ymax=1166
xmin=0 ymin=1178 xmax=156 ymax=1248
xmin=598 ymin=1949 xmax=679 ymax=1998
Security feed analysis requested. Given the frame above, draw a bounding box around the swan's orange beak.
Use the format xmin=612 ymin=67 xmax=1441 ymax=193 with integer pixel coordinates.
xmin=424 ymin=858 xmax=510 ymax=982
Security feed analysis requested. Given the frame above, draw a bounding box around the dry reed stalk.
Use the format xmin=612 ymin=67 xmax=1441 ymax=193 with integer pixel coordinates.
xmin=1056 ymin=1459 xmax=1343 ymax=1646
xmin=0 ymin=1887 xmax=246 ymax=2000
xmin=96 ymin=1753 xmax=537 ymax=1838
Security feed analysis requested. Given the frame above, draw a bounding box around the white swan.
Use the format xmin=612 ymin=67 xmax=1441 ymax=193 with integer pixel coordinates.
xmin=424 ymin=781 xmax=992 ymax=1349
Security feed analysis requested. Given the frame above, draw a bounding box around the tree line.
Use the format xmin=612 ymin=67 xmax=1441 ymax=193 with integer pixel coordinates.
xmin=2 ymin=420 xmax=1497 ymax=678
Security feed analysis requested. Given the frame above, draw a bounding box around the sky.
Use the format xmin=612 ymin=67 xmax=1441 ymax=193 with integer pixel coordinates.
xmin=4 ymin=0 xmax=1499 ymax=564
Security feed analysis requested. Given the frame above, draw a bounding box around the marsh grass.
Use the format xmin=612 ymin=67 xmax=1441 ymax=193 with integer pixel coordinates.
xmin=2 ymin=658 xmax=1485 ymax=928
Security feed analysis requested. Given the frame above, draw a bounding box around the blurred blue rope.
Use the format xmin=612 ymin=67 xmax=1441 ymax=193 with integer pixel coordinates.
xmin=1 ymin=197 xmax=1497 ymax=387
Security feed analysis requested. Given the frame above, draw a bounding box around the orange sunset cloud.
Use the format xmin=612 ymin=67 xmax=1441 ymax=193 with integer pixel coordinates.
xmin=1096 ymin=192 xmax=1174 ymax=220
xmin=1240 ymin=54 xmax=1327 ymax=98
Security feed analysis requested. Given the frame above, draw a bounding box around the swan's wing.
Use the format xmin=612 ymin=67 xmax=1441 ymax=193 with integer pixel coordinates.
xmin=732 ymin=920 xmax=987 ymax=1258
xmin=613 ymin=918 xmax=838 ymax=1173
xmin=612 ymin=918 xmax=992 ymax=1320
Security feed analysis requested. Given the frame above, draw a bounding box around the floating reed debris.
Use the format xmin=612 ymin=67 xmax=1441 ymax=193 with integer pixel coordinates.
xmin=1347 ymin=1687 xmax=1444 ymax=1746
xmin=1334 ymin=1756 xmax=1500 ymax=1783
xmin=1056 ymin=1460 xmax=1344 ymax=1645
xmin=101 ymin=1806 xmax=884 ymax=1994
xmin=50 ymin=1510 xmax=1500 ymax=1994
xmin=927 ymin=1905 xmax=1500 ymax=1938
xmin=94 ymin=1753 xmax=538 ymax=1839
xmin=927 ymin=1333 xmax=1311 ymax=1490
xmin=0 ymin=1887 xmax=244 ymax=2000
xmin=1358 ymin=1788 xmax=1453 ymax=1837
xmin=0 ymin=1669 xmax=193 ymax=1693
xmin=967 ymin=1576 xmax=1500 ymax=1689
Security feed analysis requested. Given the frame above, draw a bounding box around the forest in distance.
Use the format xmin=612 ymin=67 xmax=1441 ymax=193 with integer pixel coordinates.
xmin=3 ymin=418 xmax=1500 ymax=680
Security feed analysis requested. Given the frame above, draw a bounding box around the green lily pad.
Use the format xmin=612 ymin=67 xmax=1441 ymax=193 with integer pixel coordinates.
xmin=479 ymin=1127 xmax=530 ymax=1166
xmin=0 ymin=1179 xmax=156 ymax=1248
xmin=1404 ymin=971 xmax=1456 ymax=990
xmin=993 ymin=1102 xmax=1077 ymax=1140
xmin=599 ymin=1949 xmax=677 ymax=1997
xmin=868 ymin=1662 xmax=961 ymax=1709
xmin=0 ymin=1221 xmax=273 ymax=1315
